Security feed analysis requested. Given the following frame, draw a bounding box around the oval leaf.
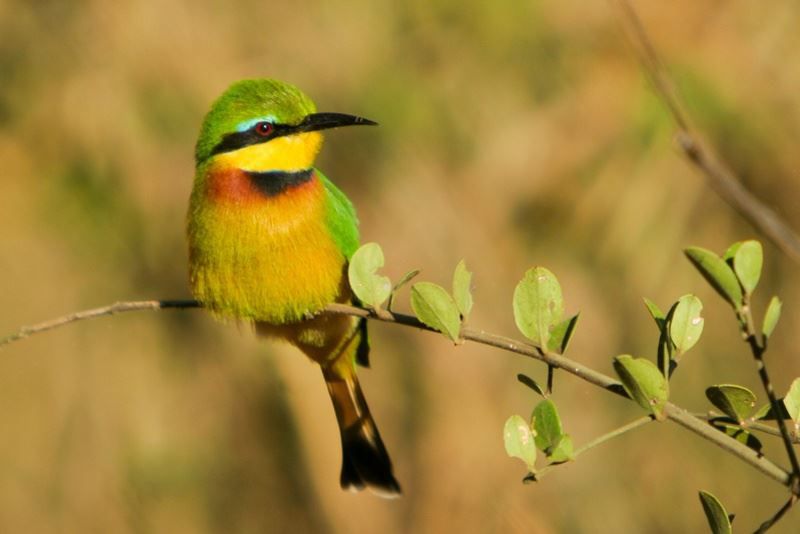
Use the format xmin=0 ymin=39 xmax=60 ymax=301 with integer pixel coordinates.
xmin=783 ymin=378 xmax=800 ymax=423
xmin=517 ymin=374 xmax=547 ymax=397
xmin=684 ymin=247 xmax=743 ymax=311
xmin=452 ymin=259 xmax=473 ymax=320
xmin=532 ymin=399 xmax=564 ymax=454
xmin=348 ymin=243 xmax=392 ymax=309
xmin=513 ymin=267 xmax=564 ymax=348
xmin=410 ymin=282 xmax=461 ymax=342
xmin=613 ymin=355 xmax=669 ymax=420
xmin=392 ymin=269 xmax=420 ymax=293
xmin=762 ymin=296 xmax=782 ymax=340
xmin=643 ymin=298 xmax=666 ymax=332
xmin=723 ymin=242 xmax=742 ymax=263
xmin=698 ymin=490 xmax=733 ymax=534
xmin=547 ymin=314 xmax=579 ymax=354
xmin=669 ymin=295 xmax=704 ymax=354
xmin=504 ymin=415 xmax=537 ymax=470
xmin=548 ymin=434 xmax=574 ymax=463
xmin=706 ymin=384 xmax=756 ymax=422
xmin=715 ymin=423 xmax=763 ymax=453
xmin=733 ymin=240 xmax=762 ymax=294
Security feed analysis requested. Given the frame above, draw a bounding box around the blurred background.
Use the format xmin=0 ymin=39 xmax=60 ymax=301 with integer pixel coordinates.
xmin=2 ymin=0 xmax=800 ymax=532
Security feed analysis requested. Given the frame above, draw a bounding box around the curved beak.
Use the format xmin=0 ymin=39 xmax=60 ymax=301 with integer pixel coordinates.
xmin=296 ymin=112 xmax=378 ymax=133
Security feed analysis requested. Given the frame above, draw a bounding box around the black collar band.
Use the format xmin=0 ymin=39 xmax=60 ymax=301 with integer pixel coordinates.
xmin=245 ymin=168 xmax=314 ymax=197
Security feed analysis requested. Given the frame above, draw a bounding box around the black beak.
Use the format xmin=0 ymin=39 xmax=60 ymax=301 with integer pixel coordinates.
xmin=295 ymin=112 xmax=378 ymax=133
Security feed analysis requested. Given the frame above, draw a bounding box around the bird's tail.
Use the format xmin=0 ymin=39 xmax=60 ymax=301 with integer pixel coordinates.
xmin=322 ymin=362 xmax=401 ymax=497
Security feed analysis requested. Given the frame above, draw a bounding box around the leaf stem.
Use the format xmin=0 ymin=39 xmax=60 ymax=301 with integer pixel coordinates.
xmin=573 ymin=415 xmax=654 ymax=458
xmin=528 ymin=415 xmax=653 ymax=481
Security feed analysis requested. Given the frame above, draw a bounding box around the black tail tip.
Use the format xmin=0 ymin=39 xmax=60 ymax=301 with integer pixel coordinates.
xmin=340 ymin=425 xmax=402 ymax=498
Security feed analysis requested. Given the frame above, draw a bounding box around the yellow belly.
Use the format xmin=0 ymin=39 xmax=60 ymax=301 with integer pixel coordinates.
xmin=188 ymin=171 xmax=345 ymax=324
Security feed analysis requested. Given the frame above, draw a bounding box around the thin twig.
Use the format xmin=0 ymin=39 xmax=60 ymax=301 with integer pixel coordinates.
xmin=528 ymin=415 xmax=654 ymax=481
xmin=0 ymin=300 xmax=201 ymax=347
xmin=693 ymin=412 xmax=800 ymax=444
xmin=573 ymin=415 xmax=654 ymax=457
xmin=614 ymin=0 xmax=800 ymax=264
xmin=741 ymin=300 xmax=800 ymax=487
xmin=1 ymin=299 xmax=793 ymax=488
xmin=755 ymin=494 xmax=798 ymax=534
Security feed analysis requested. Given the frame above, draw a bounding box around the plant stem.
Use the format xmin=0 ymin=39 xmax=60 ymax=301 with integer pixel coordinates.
xmin=0 ymin=299 xmax=793 ymax=489
xmin=741 ymin=300 xmax=800 ymax=489
xmin=529 ymin=415 xmax=654 ymax=481
xmin=693 ymin=412 xmax=800 ymax=443
xmin=754 ymin=494 xmax=798 ymax=534
xmin=573 ymin=415 xmax=654 ymax=457
xmin=615 ymin=0 xmax=800 ymax=264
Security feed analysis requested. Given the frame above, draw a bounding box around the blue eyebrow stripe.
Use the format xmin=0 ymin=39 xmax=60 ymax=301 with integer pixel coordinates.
xmin=235 ymin=116 xmax=278 ymax=132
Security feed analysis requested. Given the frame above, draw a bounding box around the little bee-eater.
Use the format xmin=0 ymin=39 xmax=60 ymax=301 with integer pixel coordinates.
xmin=187 ymin=79 xmax=400 ymax=496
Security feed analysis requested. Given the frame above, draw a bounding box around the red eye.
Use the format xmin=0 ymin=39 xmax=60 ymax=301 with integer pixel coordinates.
xmin=255 ymin=122 xmax=273 ymax=136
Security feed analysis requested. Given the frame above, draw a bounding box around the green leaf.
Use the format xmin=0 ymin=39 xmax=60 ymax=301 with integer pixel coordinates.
xmin=732 ymin=240 xmax=763 ymax=294
xmin=752 ymin=403 xmax=772 ymax=421
xmin=348 ymin=243 xmax=392 ymax=309
xmin=517 ymin=374 xmax=547 ymax=397
xmin=548 ymin=434 xmax=574 ymax=463
xmin=386 ymin=269 xmax=420 ymax=312
xmin=783 ymin=378 xmax=800 ymax=423
xmin=532 ymin=399 xmax=564 ymax=454
xmin=668 ymin=295 xmax=704 ymax=354
xmin=410 ymin=282 xmax=461 ymax=342
xmin=513 ymin=267 xmax=564 ymax=348
xmin=752 ymin=401 xmax=790 ymax=421
xmin=711 ymin=422 xmax=763 ymax=453
xmin=684 ymin=247 xmax=743 ymax=311
xmin=452 ymin=260 xmax=473 ymax=320
xmin=392 ymin=269 xmax=420 ymax=293
xmin=504 ymin=415 xmax=537 ymax=470
xmin=706 ymin=385 xmax=757 ymax=422
xmin=547 ymin=314 xmax=579 ymax=354
xmin=698 ymin=490 xmax=733 ymax=534
xmin=613 ymin=355 xmax=669 ymax=420
xmin=762 ymin=296 xmax=782 ymax=340
xmin=648 ymin=298 xmax=671 ymax=378
xmin=723 ymin=242 xmax=742 ymax=263
xmin=643 ymin=298 xmax=666 ymax=331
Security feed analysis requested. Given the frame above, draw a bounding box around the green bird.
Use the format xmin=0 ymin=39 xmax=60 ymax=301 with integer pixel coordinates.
xmin=187 ymin=79 xmax=400 ymax=496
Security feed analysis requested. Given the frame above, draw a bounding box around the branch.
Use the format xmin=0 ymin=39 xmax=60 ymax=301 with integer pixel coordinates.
xmin=755 ymin=494 xmax=799 ymax=534
xmin=1 ymin=299 xmax=793 ymax=489
xmin=741 ymin=299 xmax=800 ymax=487
xmin=694 ymin=412 xmax=800 ymax=444
xmin=614 ymin=0 xmax=800 ymax=264
xmin=0 ymin=299 xmax=201 ymax=347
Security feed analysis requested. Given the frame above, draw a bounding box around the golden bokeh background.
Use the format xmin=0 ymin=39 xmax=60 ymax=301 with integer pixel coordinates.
xmin=2 ymin=1 xmax=800 ymax=532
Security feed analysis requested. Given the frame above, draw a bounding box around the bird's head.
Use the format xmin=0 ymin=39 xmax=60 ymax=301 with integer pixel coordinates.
xmin=195 ymin=79 xmax=376 ymax=172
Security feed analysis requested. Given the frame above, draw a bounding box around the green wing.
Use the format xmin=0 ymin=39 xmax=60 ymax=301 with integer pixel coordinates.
xmin=319 ymin=170 xmax=370 ymax=367
xmin=318 ymin=169 xmax=360 ymax=260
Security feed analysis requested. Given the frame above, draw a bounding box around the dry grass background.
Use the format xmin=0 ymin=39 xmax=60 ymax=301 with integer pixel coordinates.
xmin=2 ymin=0 xmax=800 ymax=532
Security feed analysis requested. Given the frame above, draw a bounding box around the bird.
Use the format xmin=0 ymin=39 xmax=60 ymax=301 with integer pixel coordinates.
xmin=187 ymin=78 xmax=401 ymax=496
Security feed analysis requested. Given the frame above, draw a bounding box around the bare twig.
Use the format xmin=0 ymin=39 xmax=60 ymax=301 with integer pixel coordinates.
xmin=614 ymin=0 xmax=800 ymax=264
xmin=755 ymin=494 xmax=798 ymax=534
xmin=528 ymin=415 xmax=654 ymax=482
xmin=1 ymin=299 xmax=793 ymax=488
xmin=0 ymin=300 xmax=201 ymax=347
